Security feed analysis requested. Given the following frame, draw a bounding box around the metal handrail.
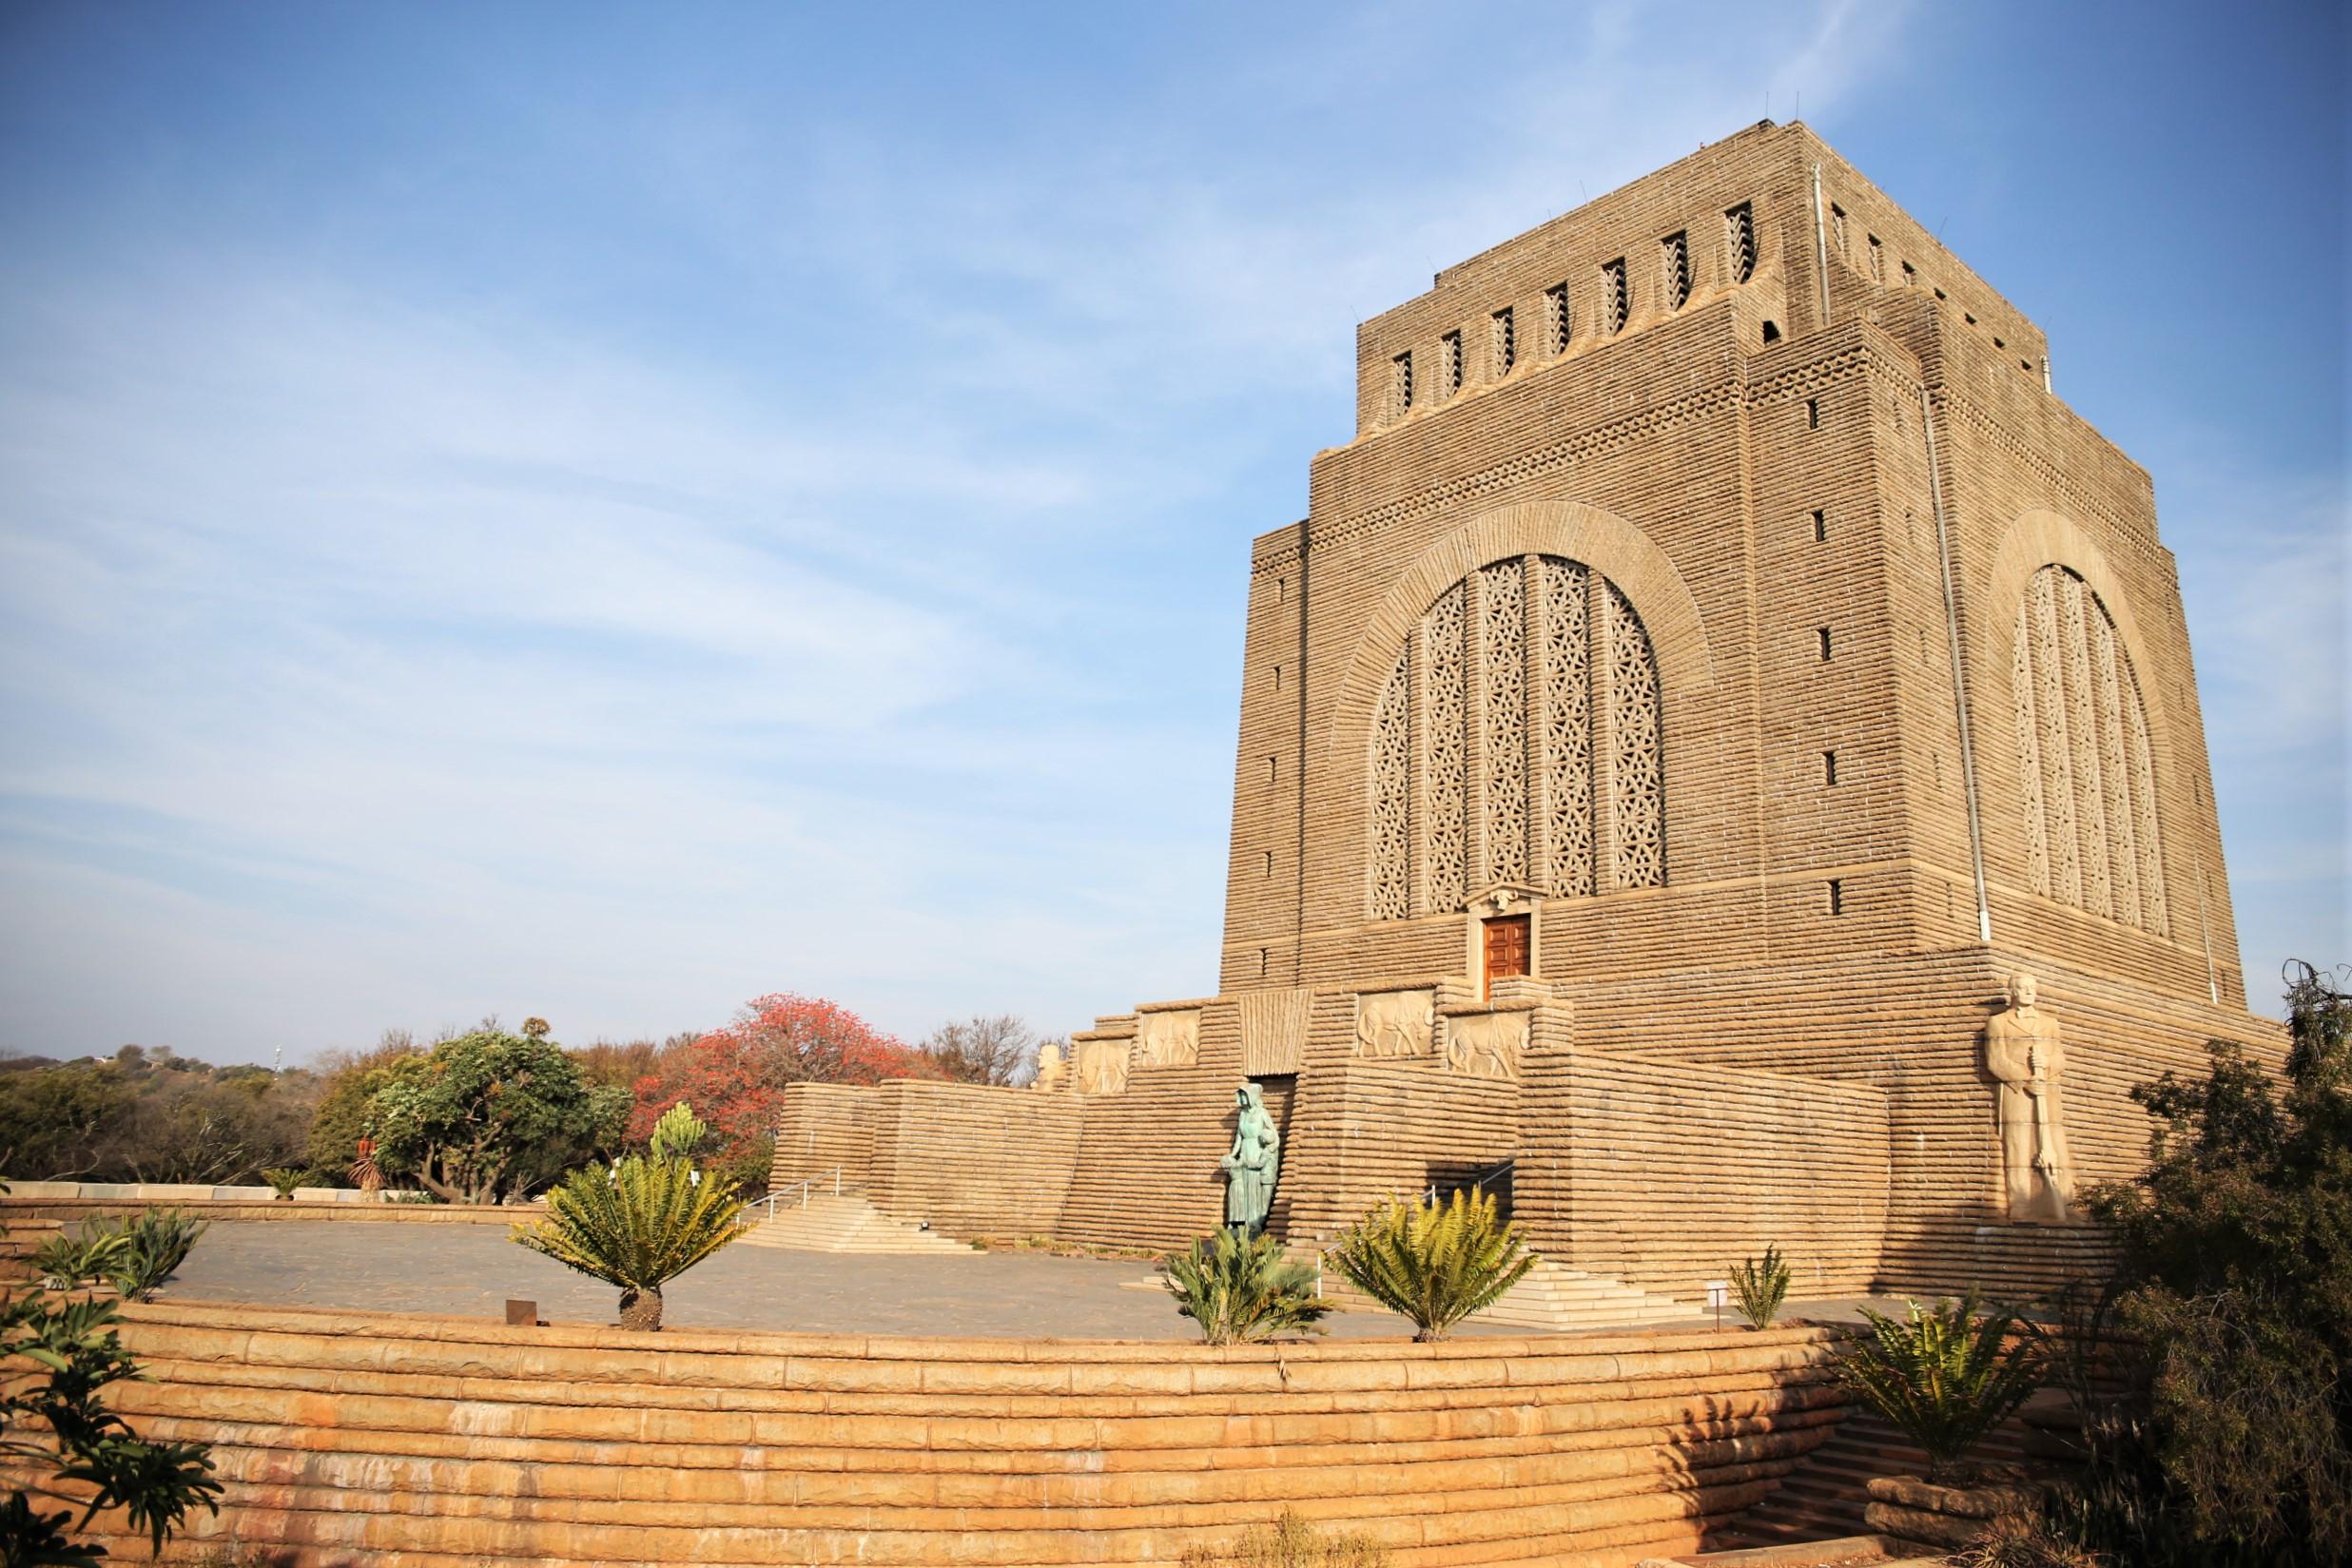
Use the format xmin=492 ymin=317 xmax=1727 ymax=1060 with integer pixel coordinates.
xmin=1424 ymin=1157 xmax=1515 ymax=1206
xmin=745 ymin=1165 xmax=842 ymax=1224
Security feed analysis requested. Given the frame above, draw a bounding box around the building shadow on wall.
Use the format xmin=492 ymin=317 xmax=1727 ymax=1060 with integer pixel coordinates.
xmin=1662 ymin=1385 xmax=1852 ymax=1550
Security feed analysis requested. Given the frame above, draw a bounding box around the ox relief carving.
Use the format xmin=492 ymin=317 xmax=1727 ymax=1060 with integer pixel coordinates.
xmin=1075 ymin=1037 xmax=1129 ymax=1095
xmin=1444 ymin=1011 xmax=1526 ymax=1081
xmin=1353 ymin=990 xmax=1433 ymax=1059
xmin=1134 ymin=1009 xmax=1201 ymax=1069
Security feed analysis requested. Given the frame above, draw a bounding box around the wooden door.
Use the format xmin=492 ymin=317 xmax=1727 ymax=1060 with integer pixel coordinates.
xmin=1482 ymin=915 xmax=1530 ymax=993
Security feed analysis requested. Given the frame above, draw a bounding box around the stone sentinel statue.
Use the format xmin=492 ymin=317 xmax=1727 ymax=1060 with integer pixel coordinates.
xmin=1030 ymin=1039 xmax=1067 ymax=1093
xmin=1219 ymin=1083 xmax=1281 ymax=1236
xmin=1983 ymin=971 xmax=2077 ymax=1225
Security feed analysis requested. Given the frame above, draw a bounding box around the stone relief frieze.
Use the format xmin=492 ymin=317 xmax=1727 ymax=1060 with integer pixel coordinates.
xmin=1443 ymin=1010 xmax=1526 ymax=1081
xmin=1353 ymin=989 xmax=1433 ymax=1059
xmin=1075 ymin=1037 xmax=1130 ymax=1094
xmin=1134 ymin=1009 xmax=1201 ymax=1069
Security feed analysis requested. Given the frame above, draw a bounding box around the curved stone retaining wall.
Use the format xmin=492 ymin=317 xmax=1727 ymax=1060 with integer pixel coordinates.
xmin=78 ymin=1304 xmax=1853 ymax=1567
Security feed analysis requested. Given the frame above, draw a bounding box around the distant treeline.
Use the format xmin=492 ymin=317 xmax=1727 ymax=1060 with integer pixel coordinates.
xmin=0 ymin=999 xmax=1051 ymax=1201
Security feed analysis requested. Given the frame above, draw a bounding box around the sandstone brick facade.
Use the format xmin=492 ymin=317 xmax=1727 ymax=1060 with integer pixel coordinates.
xmin=790 ymin=121 xmax=2282 ymax=1304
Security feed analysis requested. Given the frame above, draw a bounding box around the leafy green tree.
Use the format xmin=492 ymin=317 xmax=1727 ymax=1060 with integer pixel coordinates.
xmin=1832 ymin=1292 xmax=2048 ymax=1481
xmin=2054 ymin=960 xmax=2352 ymax=1564
xmin=370 ymin=1031 xmax=628 ymax=1204
xmin=510 ymin=1155 xmax=750 ymax=1329
xmin=0 ymin=1064 xmax=133 ymax=1181
xmin=1166 ymin=1229 xmax=1332 ymax=1345
xmin=302 ymin=1032 xmax=422 ymax=1175
xmin=1 ymin=1294 xmax=222 ymax=1562
xmin=1326 ymin=1190 xmax=1536 ymax=1342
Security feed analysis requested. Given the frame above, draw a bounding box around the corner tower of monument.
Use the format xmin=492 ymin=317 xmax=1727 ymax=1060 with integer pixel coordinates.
xmin=780 ymin=122 xmax=2281 ymax=1307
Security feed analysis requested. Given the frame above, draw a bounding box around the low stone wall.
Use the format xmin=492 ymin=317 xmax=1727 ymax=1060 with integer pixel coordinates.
xmin=1517 ymin=1044 xmax=1893 ymax=1303
xmin=69 ymin=1302 xmax=1853 ymax=1566
xmin=0 ymin=1180 xmax=431 ymax=1204
xmin=2 ymin=1198 xmax=518 ymax=1226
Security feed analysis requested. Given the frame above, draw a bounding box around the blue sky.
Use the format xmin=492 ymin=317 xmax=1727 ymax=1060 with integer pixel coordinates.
xmin=0 ymin=1 xmax=2342 ymax=1063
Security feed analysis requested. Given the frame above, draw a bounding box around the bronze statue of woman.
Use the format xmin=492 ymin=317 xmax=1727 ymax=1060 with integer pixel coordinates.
xmin=1220 ymin=1083 xmax=1281 ymax=1235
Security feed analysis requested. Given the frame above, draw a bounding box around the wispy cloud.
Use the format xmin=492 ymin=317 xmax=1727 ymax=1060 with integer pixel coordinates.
xmin=16 ymin=0 xmax=2328 ymax=1057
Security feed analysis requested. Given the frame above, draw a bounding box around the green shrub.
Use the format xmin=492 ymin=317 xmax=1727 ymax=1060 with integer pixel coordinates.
xmin=510 ymin=1155 xmax=749 ymax=1330
xmin=1176 ymin=1508 xmax=1389 ymax=1568
xmin=262 ymin=1167 xmax=308 ymax=1200
xmin=2045 ymin=960 xmax=2352 ymax=1565
xmin=1729 ymin=1243 xmax=1792 ymax=1328
xmin=1326 ymin=1190 xmax=1535 ymax=1343
xmin=1832 ymin=1291 xmax=2046 ymax=1481
xmin=1166 ymin=1229 xmax=1332 ymax=1345
xmin=1 ymin=1293 xmax=222 ymax=1558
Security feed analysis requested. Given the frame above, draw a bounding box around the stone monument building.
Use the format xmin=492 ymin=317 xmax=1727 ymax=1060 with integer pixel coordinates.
xmin=777 ymin=121 xmax=2282 ymax=1305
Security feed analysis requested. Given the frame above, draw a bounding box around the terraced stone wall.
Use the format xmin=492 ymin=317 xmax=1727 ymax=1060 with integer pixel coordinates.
xmin=67 ymin=1302 xmax=1857 ymax=1567
xmin=1514 ymin=1039 xmax=1892 ymax=1302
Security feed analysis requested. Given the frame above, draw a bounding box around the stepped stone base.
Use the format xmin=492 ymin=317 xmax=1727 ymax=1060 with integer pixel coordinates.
xmin=36 ymin=1302 xmax=1862 ymax=1566
xmin=739 ymin=1192 xmax=979 ymax=1255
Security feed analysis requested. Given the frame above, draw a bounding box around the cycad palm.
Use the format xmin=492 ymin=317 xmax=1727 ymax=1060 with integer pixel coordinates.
xmin=1328 ymin=1190 xmax=1536 ymax=1342
xmin=511 ymin=1155 xmax=749 ymax=1330
xmin=1166 ymin=1228 xmax=1332 ymax=1345
xmin=1833 ymin=1291 xmax=2048 ymax=1481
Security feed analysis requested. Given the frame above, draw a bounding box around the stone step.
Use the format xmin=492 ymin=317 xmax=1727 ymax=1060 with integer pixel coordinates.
xmin=1720 ymin=1406 xmax=2043 ymax=1548
xmin=736 ymin=1193 xmax=976 ymax=1255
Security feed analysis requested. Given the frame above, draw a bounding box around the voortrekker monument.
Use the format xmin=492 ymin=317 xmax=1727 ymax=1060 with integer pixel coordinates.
xmin=775 ymin=119 xmax=2284 ymax=1309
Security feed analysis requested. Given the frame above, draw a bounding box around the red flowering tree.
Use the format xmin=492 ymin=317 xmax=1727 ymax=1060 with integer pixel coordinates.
xmin=628 ymin=994 xmax=935 ymax=1190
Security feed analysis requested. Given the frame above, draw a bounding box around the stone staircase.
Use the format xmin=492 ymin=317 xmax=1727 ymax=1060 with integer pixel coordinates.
xmin=736 ymin=1191 xmax=978 ymax=1255
xmin=1306 ymin=1251 xmax=1696 ymax=1332
xmin=1720 ymin=1403 xmax=2041 ymax=1548
xmin=1478 ymin=1257 xmax=1697 ymax=1330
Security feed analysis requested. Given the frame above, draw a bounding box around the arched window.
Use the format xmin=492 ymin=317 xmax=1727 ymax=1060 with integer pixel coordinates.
xmin=2011 ymin=565 xmax=2167 ymax=934
xmin=1370 ymin=555 xmax=1663 ymax=918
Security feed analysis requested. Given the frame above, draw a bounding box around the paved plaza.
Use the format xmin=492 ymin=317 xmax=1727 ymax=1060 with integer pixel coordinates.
xmin=157 ymin=1221 xmax=1482 ymax=1338
xmin=157 ymin=1221 xmax=1913 ymax=1339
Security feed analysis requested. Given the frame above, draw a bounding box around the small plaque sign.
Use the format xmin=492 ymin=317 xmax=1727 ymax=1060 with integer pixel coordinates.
xmin=504 ymin=1299 xmax=538 ymax=1326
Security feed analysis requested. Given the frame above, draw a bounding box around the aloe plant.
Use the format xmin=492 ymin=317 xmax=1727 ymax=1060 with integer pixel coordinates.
xmin=1833 ymin=1291 xmax=2049 ymax=1481
xmin=1730 ymin=1243 xmax=1793 ymax=1328
xmin=1327 ymin=1189 xmax=1536 ymax=1342
xmin=109 ymin=1210 xmax=210 ymax=1301
xmin=510 ymin=1155 xmax=748 ymax=1329
xmin=30 ymin=1210 xmax=206 ymax=1300
xmin=29 ymin=1225 xmax=132 ymax=1290
xmin=1166 ymin=1228 xmax=1332 ymax=1345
